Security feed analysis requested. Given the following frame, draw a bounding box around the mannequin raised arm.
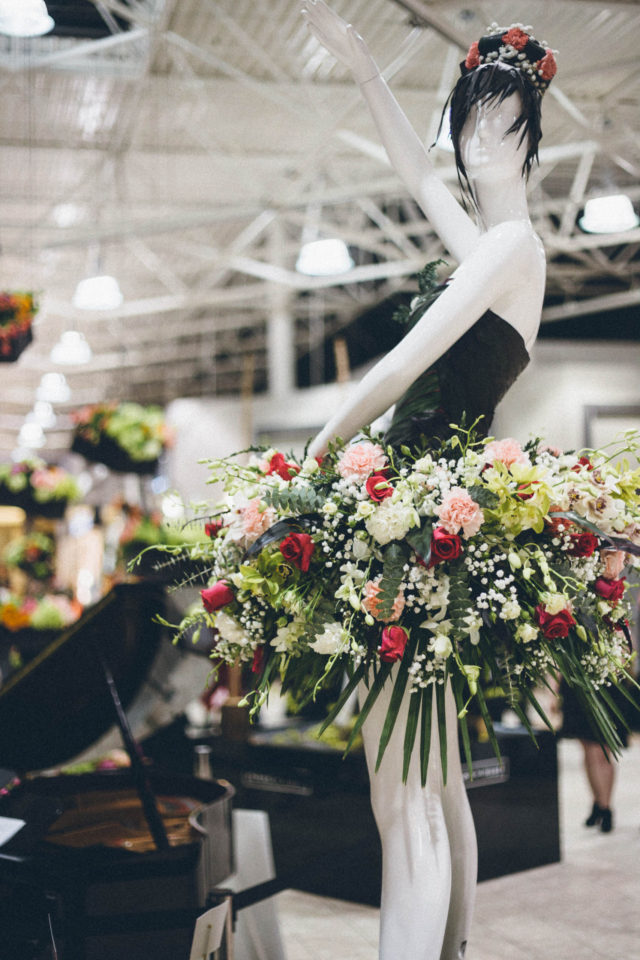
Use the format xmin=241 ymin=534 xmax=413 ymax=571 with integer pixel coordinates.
xmin=307 ymin=222 xmax=538 ymax=458
xmin=301 ymin=0 xmax=479 ymax=262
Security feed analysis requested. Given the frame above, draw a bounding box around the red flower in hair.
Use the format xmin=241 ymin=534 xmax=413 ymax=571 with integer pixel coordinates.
xmin=537 ymin=50 xmax=557 ymax=81
xmin=464 ymin=41 xmax=480 ymax=69
xmin=502 ymin=28 xmax=529 ymax=51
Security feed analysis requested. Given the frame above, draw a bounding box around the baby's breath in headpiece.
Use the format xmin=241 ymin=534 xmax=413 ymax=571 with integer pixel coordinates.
xmin=462 ymin=23 xmax=557 ymax=94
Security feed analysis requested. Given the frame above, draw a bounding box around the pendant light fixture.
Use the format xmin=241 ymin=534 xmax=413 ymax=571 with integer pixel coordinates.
xmin=0 ymin=0 xmax=54 ymax=38
xmin=579 ymin=194 xmax=640 ymax=234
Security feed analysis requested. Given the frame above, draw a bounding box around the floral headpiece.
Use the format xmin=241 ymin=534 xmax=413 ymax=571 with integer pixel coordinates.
xmin=462 ymin=23 xmax=557 ymax=94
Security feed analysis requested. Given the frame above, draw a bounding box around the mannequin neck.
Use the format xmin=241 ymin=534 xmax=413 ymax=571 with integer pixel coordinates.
xmin=471 ymin=175 xmax=530 ymax=231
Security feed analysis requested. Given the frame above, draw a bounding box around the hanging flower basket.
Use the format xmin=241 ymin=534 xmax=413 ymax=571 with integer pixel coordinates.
xmin=0 ymin=293 xmax=37 ymax=362
xmin=0 ymin=460 xmax=81 ymax=518
xmin=70 ymin=402 xmax=173 ymax=475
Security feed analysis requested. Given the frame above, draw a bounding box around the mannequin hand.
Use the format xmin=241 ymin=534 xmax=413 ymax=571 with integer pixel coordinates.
xmin=300 ymin=0 xmax=379 ymax=84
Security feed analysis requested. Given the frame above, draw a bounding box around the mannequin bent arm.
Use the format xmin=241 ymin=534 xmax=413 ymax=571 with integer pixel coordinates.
xmin=308 ymin=223 xmax=537 ymax=458
xmin=301 ymin=0 xmax=479 ymax=262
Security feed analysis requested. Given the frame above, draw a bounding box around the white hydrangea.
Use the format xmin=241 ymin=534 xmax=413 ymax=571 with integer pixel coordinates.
xmin=309 ymin=621 xmax=348 ymax=656
xmin=501 ymin=599 xmax=522 ymax=620
xmin=215 ymin=611 xmax=249 ymax=646
xmin=543 ymin=592 xmax=569 ymax=615
xmin=365 ymin=498 xmax=418 ymax=545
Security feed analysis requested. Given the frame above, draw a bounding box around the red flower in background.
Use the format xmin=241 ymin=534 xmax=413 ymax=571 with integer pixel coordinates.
xmin=204 ymin=520 xmax=223 ymax=539
xmin=535 ymin=605 xmax=576 ymax=639
xmin=366 ymin=473 xmax=393 ymax=502
xmin=201 ymin=580 xmax=234 ymax=613
xmin=266 ymin=452 xmax=299 ymax=481
xmin=379 ymin=625 xmax=408 ymax=663
xmin=567 ymin=532 xmax=599 ymax=557
xmin=428 ymin=527 xmax=462 ymax=567
xmin=279 ymin=532 xmax=315 ymax=572
xmin=594 ymin=577 xmax=626 ymax=605
xmin=571 ymin=456 xmax=593 ymax=473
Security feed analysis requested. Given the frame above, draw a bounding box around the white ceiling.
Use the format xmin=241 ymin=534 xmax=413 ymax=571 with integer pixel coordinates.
xmin=1 ymin=0 xmax=639 ymax=459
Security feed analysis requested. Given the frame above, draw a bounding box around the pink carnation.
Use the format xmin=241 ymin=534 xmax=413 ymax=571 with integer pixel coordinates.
xmin=602 ymin=550 xmax=625 ymax=580
xmin=241 ymin=498 xmax=276 ymax=540
xmin=483 ymin=437 xmax=529 ymax=469
xmin=336 ymin=441 xmax=387 ymax=481
xmin=362 ymin=579 xmax=405 ymax=623
xmin=31 ymin=468 xmax=62 ymax=490
xmin=435 ymin=488 xmax=484 ymax=538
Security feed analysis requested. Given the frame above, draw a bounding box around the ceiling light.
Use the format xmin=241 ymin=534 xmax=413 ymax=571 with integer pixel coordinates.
xmin=578 ymin=194 xmax=640 ymax=234
xmin=27 ymin=401 xmax=57 ymax=429
xmin=296 ymin=238 xmax=354 ymax=276
xmin=37 ymin=372 xmax=71 ymax=403
xmin=18 ymin=422 xmax=45 ymax=450
xmin=72 ymin=274 xmax=123 ymax=311
xmin=52 ymin=203 xmax=82 ymax=228
xmin=0 ymin=0 xmax=54 ymax=37
xmin=50 ymin=330 xmax=92 ymax=365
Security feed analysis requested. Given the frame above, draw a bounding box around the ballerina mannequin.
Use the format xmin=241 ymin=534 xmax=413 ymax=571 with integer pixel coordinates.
xmin=301 ymin=4 xmax=555 ymax=959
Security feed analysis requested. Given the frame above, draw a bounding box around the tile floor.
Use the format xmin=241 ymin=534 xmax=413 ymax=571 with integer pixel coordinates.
xmin=274 ymin=736 xmax=640 ymax=960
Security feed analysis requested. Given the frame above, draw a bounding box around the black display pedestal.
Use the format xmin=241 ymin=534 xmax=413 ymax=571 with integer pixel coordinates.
xmin=143 ymin=718 xmax=560 ymax=906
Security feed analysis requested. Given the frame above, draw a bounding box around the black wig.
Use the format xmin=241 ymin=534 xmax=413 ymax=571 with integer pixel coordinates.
xmin=440 ymin=62 xmax=543 ymax=204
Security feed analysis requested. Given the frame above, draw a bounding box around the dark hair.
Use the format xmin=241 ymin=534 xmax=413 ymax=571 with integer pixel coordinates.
xmin=440 ymin=63 xmax=543 ymax=203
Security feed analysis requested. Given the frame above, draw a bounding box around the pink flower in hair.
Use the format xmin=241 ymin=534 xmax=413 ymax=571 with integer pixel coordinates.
xmin=435 ymin=488 xmax=484 ymax=539
xmin=502 ymin=28 xmax=529 ymax=51
xmin=465 ymin=41 xmax=480 ymax=69
xmin=537 ymin=50 xmax=557 ymax=81
xmin=483 ymin=437 xmax=529 ymax=469
xmin=336 ymin=441 xmax=387 ymax=481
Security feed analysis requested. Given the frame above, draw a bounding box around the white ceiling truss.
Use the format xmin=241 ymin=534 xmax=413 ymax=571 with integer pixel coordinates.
xmin=0 ymin=0 xmax=639 ymax=456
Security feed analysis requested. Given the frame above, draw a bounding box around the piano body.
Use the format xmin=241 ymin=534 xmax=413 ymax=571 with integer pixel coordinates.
xmin=0 ymin=582 xmax=233 ymax=960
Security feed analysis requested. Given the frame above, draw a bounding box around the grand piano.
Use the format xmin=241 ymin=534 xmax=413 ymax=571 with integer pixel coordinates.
xmin=0 ymin=582 xmax=234 ymax=960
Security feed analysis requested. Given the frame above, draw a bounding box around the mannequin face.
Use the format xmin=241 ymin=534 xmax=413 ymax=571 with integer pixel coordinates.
xmin=459 ymin=91 xmax=528 ymax=184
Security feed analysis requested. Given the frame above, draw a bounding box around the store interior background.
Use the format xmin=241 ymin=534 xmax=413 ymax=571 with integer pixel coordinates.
xmin=0 ymin=2 xmax=639 ymax=958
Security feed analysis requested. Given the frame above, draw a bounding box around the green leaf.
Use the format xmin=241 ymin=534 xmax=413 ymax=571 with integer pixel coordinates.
xmin=406 ymin=521 xmax=433 ymax=565
xmin=448 ymin=566 xmax=473 ymax=641
xmin=419 ymin=686 xmax=433 ymax=787
xmin=402 ymin=687 xmax=422 ymax=782
xmin=374 ymin=631 xmax=420 ymax=773
xmin=453 ymin=679 xmax=473 ymax=780
xmin=317 ymin=661 xmax=367 ymax=738
xmin=474 ymin=684 xmax=502 ymax=765
xmin=435 ymin=681 xmax=448 ymax=785
xmin=376 ymin=542 xmax=408 ymax=621
xmin=467 ymin=484 xmax=500 ymax=509
xmin=343 ymin=662 xmax=393 ymax=756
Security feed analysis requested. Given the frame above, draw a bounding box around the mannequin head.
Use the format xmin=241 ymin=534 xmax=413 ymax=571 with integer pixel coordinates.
xmin=446 ymin=62 xmax=543 ymax=198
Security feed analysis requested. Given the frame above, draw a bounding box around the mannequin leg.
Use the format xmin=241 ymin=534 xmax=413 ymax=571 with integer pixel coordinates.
xmin=360 ymin=677 xmax=477 ymax=960
xmin=438 ymin=686 xmax=477 ymax=960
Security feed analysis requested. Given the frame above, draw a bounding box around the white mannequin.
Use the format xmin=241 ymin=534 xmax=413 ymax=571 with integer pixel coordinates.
xmin=300 ymin=3 xmax=548 ymax=959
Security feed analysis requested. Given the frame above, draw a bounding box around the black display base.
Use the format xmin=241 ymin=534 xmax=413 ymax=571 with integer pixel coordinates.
xmin=71 ymin=434 xmax=159 ymax=476
xmin=0 ymin=326 xmax=33 ymax=362
xmin=142 ymin=716 xmax=560 ymax=906
xmin=0 ymin=486 xmax=69 ymax=518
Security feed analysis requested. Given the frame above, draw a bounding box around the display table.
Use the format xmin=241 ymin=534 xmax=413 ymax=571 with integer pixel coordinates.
xmin=143 ymin=717 xmax=560 ymax=906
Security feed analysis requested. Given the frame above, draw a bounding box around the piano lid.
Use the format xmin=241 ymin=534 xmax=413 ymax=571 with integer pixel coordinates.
xmin=0 ymin=582 xmax=164 ymax=773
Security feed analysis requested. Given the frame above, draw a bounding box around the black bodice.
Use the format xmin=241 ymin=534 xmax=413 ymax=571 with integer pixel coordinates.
xmin=385 ymin=307 xmax=530 ymax=450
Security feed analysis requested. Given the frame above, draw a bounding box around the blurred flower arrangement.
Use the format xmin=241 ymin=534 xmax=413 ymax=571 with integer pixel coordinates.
xmin=122 ymin=506 xmax=209 ymax=578
xmin=4 ymin=531 xmax=55 ymax=581
xmin=0 ymin=459 xmax=81 ymax=517
xmin=0 ymin=292 xmax=37 ymax=362
xmin=71 ymin=402 xmax=173 ymax=474
xmin=161 ymin=426 xmax=640 ymax=783
xmin=0 ymin=592 xmax=82 ymax=633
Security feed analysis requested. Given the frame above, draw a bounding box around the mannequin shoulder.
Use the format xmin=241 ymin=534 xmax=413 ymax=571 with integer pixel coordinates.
xmin=477 ymin=221 xmax=545 ymax=269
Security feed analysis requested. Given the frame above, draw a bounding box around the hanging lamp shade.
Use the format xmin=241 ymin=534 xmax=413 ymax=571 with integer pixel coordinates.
xmin=579 ymin=194 xmax=640 ymax=234
xmin=72 ymin=274 xmax=123 ymax=311
xmin=296 ymin=238 xmax=354 ymax=276
xmin=0 ymin=0 xmax=54 ymax=37
xmin=50 ymin=330 xmax=92 ymax=366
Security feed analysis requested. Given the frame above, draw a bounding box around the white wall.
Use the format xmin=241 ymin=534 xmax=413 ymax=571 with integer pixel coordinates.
xmin=168 ymin=339 xmax=640 ymax=502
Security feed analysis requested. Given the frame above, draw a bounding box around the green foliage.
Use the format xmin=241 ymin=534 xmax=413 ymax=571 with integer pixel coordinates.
xmin=376 ymin=542 xmax=409 ymax=620
xmin=263 ymin=483 xmax=324 ymax=514
xmin=467 ymin=484 xmax=500 ymax=509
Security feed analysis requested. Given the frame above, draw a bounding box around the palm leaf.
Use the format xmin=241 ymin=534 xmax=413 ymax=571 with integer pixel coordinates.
xmin=343 ymin=662 xmax=393 ymax=757
xmin=453 ymin=678 xmax=473 ymax=780
xmin=402 ymin=686 xmax=422 ymax=782
xmin=419 ymin=685 xmax=434 ymax=787
xmin=317 ymin=661 xmax=367 ymax=738
xmin=374 ymin=631 xmax=419 ymax=773
xmin=435 ymin=681 xmax=448 ymax=785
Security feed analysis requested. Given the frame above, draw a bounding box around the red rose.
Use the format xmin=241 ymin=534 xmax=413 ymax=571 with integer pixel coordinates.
xmin=279 ymin=532 xmax=315 ymax=572
xmin=251 ymin=647 xmax=264 ymax=675
xmin=428 ymin=526 xmax=462 ymax=567
xmin=365 ymin=473 xmax=393 ymax=502
xmin=266 ymin=452 xmax=299 ymax=481
xmin=537 ymin=49 xmax=557 ymax=81
xmin=567 ymin=532 xmax=599 ymax=557
xmin=502 ymin=27 xmax=529 ymax=51
xmin=464 ymin=40 xmax=480 ymax=69
xmin=204 ymin=520 xmax=223 ymax=539
xmin=535 ymin=605 xmax=576 ymax=639
xmin=379 ymin=625 xmax=408 ymax=663
xmin=571 ymin=456 xmax=593 ymax=473
xmin=201 ymin=580 xmax=234 ymax=613
xmin=594 ymin=577 xmax=626 ymax=605
xmin=516 ymin=480 xmax=540 ymax=501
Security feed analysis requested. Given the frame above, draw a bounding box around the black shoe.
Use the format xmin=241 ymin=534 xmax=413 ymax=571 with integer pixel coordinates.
xmin=600 ymin=808 xmax=613 ymax=833
xmin=585 ymin=802 xmax=602 ymax=827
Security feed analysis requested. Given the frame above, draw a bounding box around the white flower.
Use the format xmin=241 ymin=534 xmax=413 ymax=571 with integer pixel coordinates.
xmin=356 ymin=501 xmax=375 ymax=519
xmin=516 ymin=623 xmax=538 ymax=643
xmin=272 ymin=619 xmax=306 ymax=653
xmin=365 ymin=498 xmax=418 ymax=545
xmin=301 ymin=457 xmax=319 ymax=475
xmin=323 ymin=501 xmax=338 ymax=516
xmin=431 ymin=634 xmax=453 ymax=658
xmin=462 ymin=612 xmax=482 ymax=644
xmin=309 ymin=621 xmax=348 ymax=655
xmin=413 ymin=455 xmax=434 ymax=473
xmin=543 ymin=592 xmax=568 ymax=615
xmin=352 ymin=536 xmax=371 ymax=561
xmin=215 ymin=611 xmax=248 ymax=646
xmin=501 ymin=599 xmax=521 ymax=620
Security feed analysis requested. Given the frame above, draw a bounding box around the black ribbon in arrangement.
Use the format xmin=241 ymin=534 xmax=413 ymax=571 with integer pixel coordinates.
xmin=243 ymin=514 xmax=319 ymax=561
